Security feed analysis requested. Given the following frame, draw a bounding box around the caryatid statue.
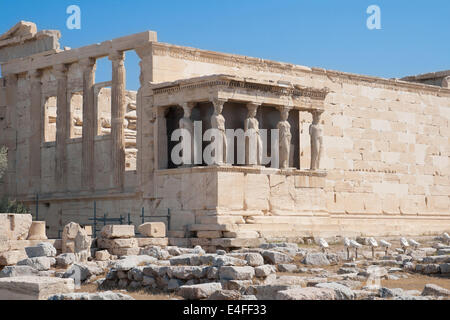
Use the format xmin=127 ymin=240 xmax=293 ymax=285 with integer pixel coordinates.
xmin=179 ymin=102 xmax=195 ymax=166
xmin=211 ymin=99 xmax=227 ymax=164
xmin=277 ymin=107 xmax=292 ymax=169
xmin=442 ymin=76 xmax=450 ymax=89
xmin=309 ymin=110 xmax=323 ymax=170
xmin=245 ymin=103 xmax=263 ymax=166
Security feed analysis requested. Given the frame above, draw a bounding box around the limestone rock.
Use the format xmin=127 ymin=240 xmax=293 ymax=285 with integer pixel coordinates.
xmin=170 ymin=254 xmax=197 ymax=266
xmin=0 ymin=250 xmax=27 ymax=266
xmin=138 ymin=222 xmax=166 ymax=238
xmin=17 ymin=257 xmax=55 ymax=271
xmin=0 ymin=214 xmax=32 ymax=241
xmin=0 ymin=276 xmax=74 ymax=300
xmin=421 ymin=284 xmax=450 ymax=297
xmin=110 ymin=255 xmax=157 ymax=271
xmin=177 ymin=282 xmax=222 ymax=300
xmin=109 ymin=247 xmax=140 ymax=256
xmin=247 ymin=284 xmax=303 ymax=300
xmin=140 ymin=246 xmax=170 ymax=260
xmin=48 ymin=291 xmax=134 ymax=300
xmin=167 ymin=266 xmax=207 ymax=280
xmin=245 ymin=253 xmax=264 ymax=267
xmin=62 ymin=222 xmax=91 ymax=262
xmin=212 ymin=255 xmax=247 ymax=267
xmin=440 ymin=263 xmax=450 ymax=274
xmin=25 ymin=242 xmax=56 ymax=258
xmin=219 ymin=266 xmax=255 ymax=280
xmin=379 ymin=287 xmax=405 ymax=298
xmin=0 ymin=265 xmax=40 ymax=278
xmin=316 ymin=282 xmax=355 ymax=300
xmin=261 ymin=250 xmax=293 ymax=265
xmin=302 ymin=252 xmax=330 ymax=266
xmin=207 ymin=289 xmax=241 ymax=300
xmin=278 ymin=264 xmax=298 ymax=273
xmin=276 ymin=287 xmax=336 ymax=300
xmin=63 ymin=263 xmax=103 ymax=284
xmin=255 ymin=265 xmax=277 ymax=278
xmin=95 ymin=250 xmax=111 ymax=261
xmin=97 ymin=238 xmax=138 ymax=249
xmin=100 ymin=225 xmax=135 ymax=239
xmin=55 ymin=253 xmax=76 ymax=268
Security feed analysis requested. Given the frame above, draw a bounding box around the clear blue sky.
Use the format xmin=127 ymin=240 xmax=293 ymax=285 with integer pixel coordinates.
xmin=1 ymin=0 xmax=449 ymax=90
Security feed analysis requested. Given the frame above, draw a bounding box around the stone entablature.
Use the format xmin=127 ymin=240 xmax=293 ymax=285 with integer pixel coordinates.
xmin=149 ymin=42 xmax=450 ymax=97
xmin=149 ymin=75 xmax=329 ymax=112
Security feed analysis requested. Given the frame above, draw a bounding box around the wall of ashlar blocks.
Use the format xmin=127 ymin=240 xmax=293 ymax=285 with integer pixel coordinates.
xmin=147 ymin=42 xmax=450 ymax=237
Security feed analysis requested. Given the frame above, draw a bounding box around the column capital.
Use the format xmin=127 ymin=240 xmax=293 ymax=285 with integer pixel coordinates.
xmin=109 ymin=50 xmax=125 ymax=62
xmin=211 ymin=98 xmax=227 ymax=109
xmin=181 ymin=101 xmax=196 ymax=110
xmin=79 ymin=57 xmax=96 ymax=69
xmin=277 ymin=105 xmax=292 ymax=112
xmin=246 ymin=102 xmax=260 ymax=110
xmin=53 ymin=64 xmax=68 ymax=79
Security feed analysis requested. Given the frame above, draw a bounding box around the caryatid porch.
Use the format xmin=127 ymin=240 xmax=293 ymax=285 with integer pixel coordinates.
xmin=148 ymin=74 xmax=329 ymax=172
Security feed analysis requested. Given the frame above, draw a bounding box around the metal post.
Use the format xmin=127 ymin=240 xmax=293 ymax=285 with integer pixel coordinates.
xmin=128 ymin=213 xmax=132 ymax=225
xmin=141 ymin=207 xmax=145 ymax=224
xmin=167 ymin=208 xmax=171 ymax=231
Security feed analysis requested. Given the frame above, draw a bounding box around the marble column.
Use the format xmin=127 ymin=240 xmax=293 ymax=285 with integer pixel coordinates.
xmin=80 ymin=58 xmax=96 ymax=191
xmin=4 ymin=74 xmax=18 ymax=196
xmin=109 ymin=51 xmax=126 ymax=190
xmin=277 ymin=106 xmax=292 ymax=169
xmin=309 ymin=110 xmax=323 ymax=170
xmin=28 ymin=69 xmax=42 ymax=193
xmin=54 ymin=64 xmax=69 ymax=191
xmin=210 ymin=99 xmax=227 ymax=165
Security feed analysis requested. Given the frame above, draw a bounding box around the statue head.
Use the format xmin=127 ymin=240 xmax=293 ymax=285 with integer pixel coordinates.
xmin=247 ymin=104 xmax=258 ymax=118
xmin=182 ymin=103 xmax=192 ymax=118
xmin=214 ymin=103 xmax=223 ymax=115
xmin=280 ymin=108 xmax=289 ymax=121
xmin=312 ymin=111 xmax=322 ymax=124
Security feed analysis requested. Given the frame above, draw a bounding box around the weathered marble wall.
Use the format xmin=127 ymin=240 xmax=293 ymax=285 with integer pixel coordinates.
xmin=144 ymin=42 xmax=450 ymax=237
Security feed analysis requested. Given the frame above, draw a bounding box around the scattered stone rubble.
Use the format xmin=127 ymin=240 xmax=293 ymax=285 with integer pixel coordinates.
xmin=0 ymin=219 xmax=448 ymax=300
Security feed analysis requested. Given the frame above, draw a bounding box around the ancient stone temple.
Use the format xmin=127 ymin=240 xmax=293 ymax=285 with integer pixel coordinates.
xmin=0 ymin=22 xmax=449 ymax=248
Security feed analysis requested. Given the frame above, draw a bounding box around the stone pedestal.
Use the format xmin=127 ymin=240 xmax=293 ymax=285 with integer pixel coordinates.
xmin=27 ymin=221 xmax=47 ymax=240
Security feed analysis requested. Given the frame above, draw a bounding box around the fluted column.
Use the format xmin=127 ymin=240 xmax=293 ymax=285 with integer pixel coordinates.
xmin=28 ymin=70 xmax=42 ymax=193
xmin=54 ymin=64 xmax=69 ymax=191
xmin=80 ymin=58 xmax=96 ymax=191
xmin=109 ymin=51 xmax=126 ymax=190
xmin=4 ymin=74 xmax=18 ymax=196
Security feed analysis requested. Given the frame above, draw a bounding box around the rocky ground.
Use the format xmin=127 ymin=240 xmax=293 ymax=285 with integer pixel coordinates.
xmin=0 ymin=235 xmax=449 ymax=300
